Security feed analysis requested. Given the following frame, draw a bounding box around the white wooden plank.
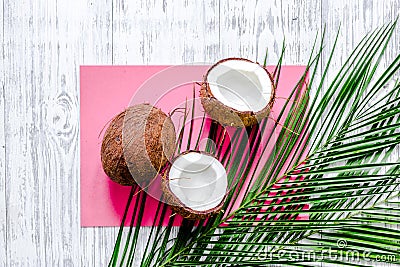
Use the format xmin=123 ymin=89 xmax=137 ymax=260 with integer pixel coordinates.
xmin=54 ymin=1 xmax=95 ymax=265
xmin=112 ymin=0 xmax=220 ymax=64
xmin=80 ymin=0 xmax=113 ymax=64
xmin=321 ymin=0 xmax=400 ymax=80
xmin=4 ymin=1 xmax=39 ymax=265
xmin=219 ymin=0 xmax=322 ymax=65
xmin=4 ymin=0 xmax=64 ymax=265
xmin=0 ymin=0 xmax=7 ymax=264
xmin=280 ymin=0 xmax=323 ymax=64
xmin=3 ymin=0 xmax=41 ymax=264
xmin=2 ymin=0 xmax=114 ymax=265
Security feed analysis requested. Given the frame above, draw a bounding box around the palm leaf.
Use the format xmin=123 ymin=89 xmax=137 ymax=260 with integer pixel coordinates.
xmin=109 ymin=20 xmax=400 ymax=267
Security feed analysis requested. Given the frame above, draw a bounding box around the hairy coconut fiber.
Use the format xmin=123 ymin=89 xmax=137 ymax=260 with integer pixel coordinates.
xmin=101 ymin=104 xmax=176 ymax=186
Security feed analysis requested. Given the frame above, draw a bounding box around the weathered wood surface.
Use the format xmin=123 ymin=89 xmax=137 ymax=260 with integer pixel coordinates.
xmin=1 ymin=0 xmax=399 ymax=266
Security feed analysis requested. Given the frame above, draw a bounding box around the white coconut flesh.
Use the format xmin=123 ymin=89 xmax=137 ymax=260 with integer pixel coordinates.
xmin=168 ymin=152 xmax=228 ymax=212
xmin=207 ymin=59 xmax=272 ymax=112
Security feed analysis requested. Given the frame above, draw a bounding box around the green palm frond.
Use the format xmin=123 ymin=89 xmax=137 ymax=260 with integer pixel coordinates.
xmin=109 ymin=20 xmax=400 ymax=267
xmin=269 ymin=200 xmax=400 ymax=266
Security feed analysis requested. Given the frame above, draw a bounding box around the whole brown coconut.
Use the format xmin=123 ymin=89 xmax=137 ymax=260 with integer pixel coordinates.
xmin=161 ymin=151 xmax=228 ymax=220
xmin=101 ymin=104 xmax=176 ymax=186
xmin=200 ymin=58 xmax=276 ymax=127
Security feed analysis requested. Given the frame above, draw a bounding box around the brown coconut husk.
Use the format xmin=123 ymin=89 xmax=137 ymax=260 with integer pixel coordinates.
xmin=101 ymin=110 xmax=133 ymax=185
xmin=200 ymin=57 xmax=276 ymax=127
xmin=161 ymin=150 xmax=227 ymax=220
xmin=101 ymin=104 xmax=176 ymax=186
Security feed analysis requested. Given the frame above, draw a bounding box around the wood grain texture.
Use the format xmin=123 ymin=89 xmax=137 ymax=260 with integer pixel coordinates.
xmin=3 ymin=1 xmax=44 ymax=265
xmin=3 ymin=0 xmax=81 ymax=265
xmin=321 ymin=0 xmax=400 ymax=79
xmin=1 ymin=0 xmax=6 ymax=265
xmin=113 ymin=0 xmax=220 ymax=64
xmin=219 ymin=0 xmax=322 ymax=64
xmin=1 ymin=0 xmax=399 ymax=266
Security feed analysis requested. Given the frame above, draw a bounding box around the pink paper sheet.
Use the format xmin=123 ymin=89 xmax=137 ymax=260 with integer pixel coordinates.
xmin=80 ymin=65 xmax=306 ymax=227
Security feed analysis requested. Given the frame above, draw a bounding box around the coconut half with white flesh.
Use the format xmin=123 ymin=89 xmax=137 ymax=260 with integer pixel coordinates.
xmin=200 ymin=58 xmax=275 ymax=127
xmin=162 ymin=151 xmax=228 ymax=220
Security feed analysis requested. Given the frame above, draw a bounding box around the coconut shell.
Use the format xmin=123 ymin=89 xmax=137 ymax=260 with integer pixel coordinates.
xmin=101 ymin=104 xmax=176 ymax=186
xmin=200 ymin=57 xmax=276 ymax=127
xmin=161 ymin=151 xmax=226 ymax=220
xmin=101 ymin=110 xmax=134 ymax=185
